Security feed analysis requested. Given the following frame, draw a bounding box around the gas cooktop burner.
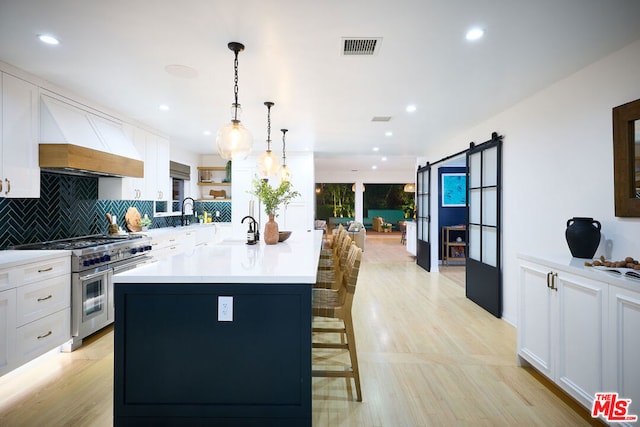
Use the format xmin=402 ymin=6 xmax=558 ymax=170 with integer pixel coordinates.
xmin=12 ymin=234 xmax=144 ymax=251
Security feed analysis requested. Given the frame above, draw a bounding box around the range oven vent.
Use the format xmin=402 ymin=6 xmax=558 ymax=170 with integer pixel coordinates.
xmin=342 ymin=37 xmax=382 ymax=56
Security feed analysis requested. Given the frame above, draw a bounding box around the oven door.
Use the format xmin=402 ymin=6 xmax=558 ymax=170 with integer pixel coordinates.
xmin=72 ymin=267 xmax=111 ymax=340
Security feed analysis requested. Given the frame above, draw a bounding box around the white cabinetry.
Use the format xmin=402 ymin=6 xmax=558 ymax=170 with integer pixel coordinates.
xmin=147 ymin=225 xmax=220 ymax=260
xmin=98 ymin=124 xmax=145 ymax=200
xmin=144 ymin=130 xmax=170 ymax=202
xmin=606 ymin=285 xmax=640 ymax=425
xmin=519 ymin=255 xmax=640 ymax=422
xmin=519 ymin=260 xmax=607 ymax=408
xmin=0 ymin=288 xmax=17 ymax=376
xmin=0 ymin=72 xmax=40 ymax=198
xmin=0 ymin=252 xmax=71 ymax=377
xmin=99 ymin=127 xmax=170 ymax=202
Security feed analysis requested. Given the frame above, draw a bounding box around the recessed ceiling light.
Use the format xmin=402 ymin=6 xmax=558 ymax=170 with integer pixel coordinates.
xmin=372 ymin=165 xmax=378 ymax=170
xmin=203 ymin=130 xmax=212 ymax=136
xmin=372 ymin=147 xmax=379 ymax=152
xmin=159 ymin=104 xmax=170 ymax=111
xmin=406 ymin=105 xmax=417 ymax=113
xmin=38 ymin=34 xmax=59 ymax=45
xmin=466 ymin=28 xmax=485 ymax=41
xmin=385 ymin=131 xmax=393 ymax=137
xmin=381 ymin=157 xmax=387 ymax=161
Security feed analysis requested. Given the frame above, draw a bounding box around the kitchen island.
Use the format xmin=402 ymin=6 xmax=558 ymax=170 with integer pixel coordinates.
xmin=112 ymin=230 xmax=323 ymax=426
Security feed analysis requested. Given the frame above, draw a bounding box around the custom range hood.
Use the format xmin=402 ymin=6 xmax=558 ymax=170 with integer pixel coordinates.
xmin=39 ymin=94 xmax=144 ymax=177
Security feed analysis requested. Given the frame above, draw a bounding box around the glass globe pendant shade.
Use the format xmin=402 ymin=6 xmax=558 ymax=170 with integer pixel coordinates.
xmin=279 ymin=164 xmax=291 ymax=182
xmin=257 ymin=149 xmax=279 ymax=177
xmin=216 ymin=119 xmax=252 ymax=160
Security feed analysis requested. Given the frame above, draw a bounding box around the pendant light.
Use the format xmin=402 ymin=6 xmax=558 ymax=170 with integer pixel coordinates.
xmin=216 ymin=42 xmax=253 ymax=160
xmin=257 ymin=102 xmax=280 ymax=177
xmin=403 ymin=183 xmax=416 ymax=192
xmin=279 ymin=128 xmax=291 ymax=182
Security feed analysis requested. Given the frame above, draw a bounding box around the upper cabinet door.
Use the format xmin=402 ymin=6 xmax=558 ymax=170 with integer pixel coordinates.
xmin=1 ymin=73 xmax=40 ymax=198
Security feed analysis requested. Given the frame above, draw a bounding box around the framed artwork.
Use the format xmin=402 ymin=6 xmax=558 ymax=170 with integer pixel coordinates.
xmin=442 ymin=173 xmax=466 ymax=207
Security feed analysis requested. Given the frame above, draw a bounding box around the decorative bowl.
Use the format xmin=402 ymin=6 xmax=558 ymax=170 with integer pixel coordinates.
xmin=278 ymin=231 xmax=292 ymax=242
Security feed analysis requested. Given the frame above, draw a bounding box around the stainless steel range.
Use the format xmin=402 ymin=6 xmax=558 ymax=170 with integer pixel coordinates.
xmin=13 ymin=234 xmax=154 ymax=351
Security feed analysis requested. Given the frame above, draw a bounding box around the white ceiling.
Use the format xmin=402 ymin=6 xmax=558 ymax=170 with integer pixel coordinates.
xmin=2 ymin=0 xmax=640 ymax=175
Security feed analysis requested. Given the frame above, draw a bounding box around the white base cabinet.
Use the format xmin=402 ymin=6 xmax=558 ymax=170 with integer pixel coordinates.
xmin=0 ymin=252 xmax=71 ymax=377
xmin=606 ymin=285 xmax=640 ymax=425
xmin=518 ymin=255 xmax=640 ymax=425
xmin=0 ymin=289 xmax=17 ymax=375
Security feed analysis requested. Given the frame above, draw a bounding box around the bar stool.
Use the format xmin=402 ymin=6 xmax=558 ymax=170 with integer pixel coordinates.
xmin=312 ymin=243 xmax=363 ymax=401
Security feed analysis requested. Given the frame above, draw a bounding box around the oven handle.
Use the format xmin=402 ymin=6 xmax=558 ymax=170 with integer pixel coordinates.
xmin=79 ymin=270 xmax=109 ymax=281
xmin=113 ymin=257 xmax=156 ymax=275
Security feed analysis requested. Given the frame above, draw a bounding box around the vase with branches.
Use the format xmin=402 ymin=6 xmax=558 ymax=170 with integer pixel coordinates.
xmin=249 ymin=177 xmax=300 ymax=244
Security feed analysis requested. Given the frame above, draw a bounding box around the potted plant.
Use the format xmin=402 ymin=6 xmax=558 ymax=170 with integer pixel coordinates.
xmin=140 ymin=214 xmax=152 ymax=231
xmin=249 ymin=177 xmax=300 ymax=244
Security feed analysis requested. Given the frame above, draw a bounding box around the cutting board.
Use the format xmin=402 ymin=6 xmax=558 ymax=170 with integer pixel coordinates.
xmin=125 ymin=207 xmax=142 ymax=232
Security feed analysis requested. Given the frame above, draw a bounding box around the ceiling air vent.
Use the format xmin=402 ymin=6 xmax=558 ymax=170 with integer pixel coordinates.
xmin=342 ymin=37 xmax=382 ymax=56
xmin=371 ymin=116 xmax=391 ymax=122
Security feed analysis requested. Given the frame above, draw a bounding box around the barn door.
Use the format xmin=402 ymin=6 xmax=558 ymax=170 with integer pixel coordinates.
xmin=466 ymin=133 xmax=503 ymax=317
xmin=416 ymin=164 xmax=431 ymax=271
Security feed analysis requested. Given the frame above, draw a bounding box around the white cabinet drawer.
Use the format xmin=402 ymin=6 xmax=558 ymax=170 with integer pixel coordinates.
xmin=20 ymin=257 xmax=70 ymax=284
xmin=16 ymin=308 xmax=70 ymax=364
xmin=0 ymin=288 xmax=17 ymax=376
xmin=17 ymin=275 xmax=70 ymax=327
xmin=0 ymin=268 xmax=10 ymax=291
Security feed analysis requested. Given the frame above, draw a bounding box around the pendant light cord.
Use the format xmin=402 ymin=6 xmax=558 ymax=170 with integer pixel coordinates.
xmin=264 ymin=102 xmax=274 ymax=152
xmin=233 ymin=49 xmax=239 ymax=121
xmin=281 ymin=129 xmax=288 ymax=165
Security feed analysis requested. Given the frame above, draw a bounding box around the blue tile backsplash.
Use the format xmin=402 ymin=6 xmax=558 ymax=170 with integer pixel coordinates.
xmin=0 ymin=172 xmax=231 ymax=249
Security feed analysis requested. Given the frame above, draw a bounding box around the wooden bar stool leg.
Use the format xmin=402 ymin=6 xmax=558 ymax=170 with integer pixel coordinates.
xmin=344 ymin=315 xmax=362 ymax=402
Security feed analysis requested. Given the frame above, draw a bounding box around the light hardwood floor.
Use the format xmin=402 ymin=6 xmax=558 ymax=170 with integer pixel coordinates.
xmin=0 ymin=235 xmax=602 ymax=426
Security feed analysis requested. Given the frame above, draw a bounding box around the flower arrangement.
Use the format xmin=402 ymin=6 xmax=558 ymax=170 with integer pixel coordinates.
xmin=249 ymin=177 xmax=300 ymax=216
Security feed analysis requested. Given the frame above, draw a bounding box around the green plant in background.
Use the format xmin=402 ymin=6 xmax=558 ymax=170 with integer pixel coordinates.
xmin=249 ymin=177 xmax=300 ymax=216
xmin=402 ymin=195 xmax=415 ymax=219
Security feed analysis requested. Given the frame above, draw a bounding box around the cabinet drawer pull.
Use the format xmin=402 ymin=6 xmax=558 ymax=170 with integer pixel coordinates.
xmin=4 ymin=178 xmax=9 ymax=195
xmin=546 ymin=272 xmax=552 ymax=288
xmin=38 ymin=267 xmax=54 ymax=273
xmin=0 ymin=179 xmax=2 ymax=192
xmin=37 ymin=295 xmax=53 ymax=302
xmin=37 ymin=331 xmax=53 ymax=340
xmin=550 ymin=272 xmax=558 ymax=291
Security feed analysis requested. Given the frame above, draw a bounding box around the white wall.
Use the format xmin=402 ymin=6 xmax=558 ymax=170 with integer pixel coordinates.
xmin=429 ymin=39 xmax=640 ymax=326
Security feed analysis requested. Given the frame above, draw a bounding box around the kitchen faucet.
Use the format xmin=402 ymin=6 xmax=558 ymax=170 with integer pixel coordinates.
xmin=241 ymin=215 xmax=259 ymax=243
xmin=181 ymin=197 xmax=196 ymax=226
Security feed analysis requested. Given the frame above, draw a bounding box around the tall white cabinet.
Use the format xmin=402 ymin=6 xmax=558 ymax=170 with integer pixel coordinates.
xmin=518 ymin=255 xmax=640 ymax=425
xmin=0 ymin=72 xmax=40 ymax=198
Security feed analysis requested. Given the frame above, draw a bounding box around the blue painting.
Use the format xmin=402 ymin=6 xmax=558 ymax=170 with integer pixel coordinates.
xmin=442 ymin=173 xmax=466 ymax=207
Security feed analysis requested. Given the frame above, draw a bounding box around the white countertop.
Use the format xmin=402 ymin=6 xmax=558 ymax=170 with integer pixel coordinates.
xmin=518 ymin=253 xmax=640 ymax=292
xmin=113 ymin=230 xmax=324 ymax=284
xmin=0 ymin=250 xmax=70 ymax=269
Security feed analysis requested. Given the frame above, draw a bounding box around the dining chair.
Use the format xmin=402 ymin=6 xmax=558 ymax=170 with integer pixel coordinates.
xmin=312 ymin=242 xmax=363 ymax=401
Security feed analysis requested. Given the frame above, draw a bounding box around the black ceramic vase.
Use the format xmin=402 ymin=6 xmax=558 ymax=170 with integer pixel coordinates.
xmin=565 ymin=217 xmax=601 ymax=259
